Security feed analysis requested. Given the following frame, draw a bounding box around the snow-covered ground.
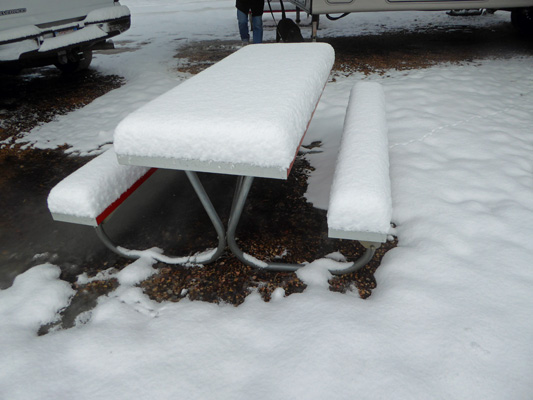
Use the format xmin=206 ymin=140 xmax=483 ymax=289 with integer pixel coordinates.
xmin=2 ymin=1 xmax=533 ymax=399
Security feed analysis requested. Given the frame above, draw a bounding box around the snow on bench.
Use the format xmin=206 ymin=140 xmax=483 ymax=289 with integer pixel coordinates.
xmin=47 ymin=147 xmax=156 ymax=227
xmin=47 ymin=147 xmax=225 ymax=264
xmin=328 ymin=81 xmax=392 ymax=244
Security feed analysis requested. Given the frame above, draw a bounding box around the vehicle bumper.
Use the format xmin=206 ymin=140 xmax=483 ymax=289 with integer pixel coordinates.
xmin=0 ymin=5 xmax=131 ymax=63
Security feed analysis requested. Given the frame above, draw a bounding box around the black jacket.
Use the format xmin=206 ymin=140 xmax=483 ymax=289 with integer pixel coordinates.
xmin=236 ymin=0 xmax=265 ymax=16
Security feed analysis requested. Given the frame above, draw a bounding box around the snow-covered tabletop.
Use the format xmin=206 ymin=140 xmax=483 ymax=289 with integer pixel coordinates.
xmin=114 ymin=43 xmax=335 ymax=179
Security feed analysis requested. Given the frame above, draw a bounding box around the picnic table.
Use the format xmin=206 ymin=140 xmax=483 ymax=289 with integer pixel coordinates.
xmin=49 ymin=42 xmax=392 ymax=275
xmin=113 ymin=43 xmax=334 ymax=271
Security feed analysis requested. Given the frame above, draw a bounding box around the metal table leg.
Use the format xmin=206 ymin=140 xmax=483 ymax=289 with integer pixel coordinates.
xmin=184 ymin=170 xmax=226 ymax=262
xmin=226 ymin=175 xmax=378 ymax=275
xmin=94 ymin=170 xmax=226 ymax=265
xmin=95 ymin=224 xmax=138 ymax=260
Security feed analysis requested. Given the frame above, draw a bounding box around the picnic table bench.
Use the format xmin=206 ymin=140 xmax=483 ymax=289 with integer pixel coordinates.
xmin=48 ymin=43 xmax=392 ymax=274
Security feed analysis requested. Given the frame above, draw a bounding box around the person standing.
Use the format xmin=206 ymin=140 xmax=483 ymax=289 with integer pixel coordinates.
xmin=236 ymin=0 xmax=265 ymax=44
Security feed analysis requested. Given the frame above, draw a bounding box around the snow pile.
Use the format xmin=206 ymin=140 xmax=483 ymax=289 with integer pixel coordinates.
xmin=114 ymin=43 xmax=334 ymax=173
xmin=327 ymin=81 xmax=391 ymax=239
xmin=47 ymin=147 xmax=152 ymax=224
xmin=0 ymin=264 xmax=74 ymax=334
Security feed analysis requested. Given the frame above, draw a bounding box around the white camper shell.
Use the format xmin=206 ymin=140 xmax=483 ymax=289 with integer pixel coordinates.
xmin=287 ymin=0 xmax=533 ymax=39
xmin=0 ymin=0 xmax=131 ymax=73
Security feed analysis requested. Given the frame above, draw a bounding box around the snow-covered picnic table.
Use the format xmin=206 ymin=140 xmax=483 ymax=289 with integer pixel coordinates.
xmin=49 ymin=42 xmax=392 ymax=273
xmin=114 ymin=43 xmax=338 ymax=270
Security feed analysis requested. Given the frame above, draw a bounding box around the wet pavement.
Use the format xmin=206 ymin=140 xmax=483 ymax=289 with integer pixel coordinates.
xmin=0 ymin=149 xmax=236 ymax=289
xmin=0 ymin=68 xmax=125 ymax=288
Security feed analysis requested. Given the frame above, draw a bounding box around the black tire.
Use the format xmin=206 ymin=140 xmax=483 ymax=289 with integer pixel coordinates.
xmin=511 ymin=8 xmax=533 ymax=38
xmin=54 ymin=50 xmax=93 ymax=73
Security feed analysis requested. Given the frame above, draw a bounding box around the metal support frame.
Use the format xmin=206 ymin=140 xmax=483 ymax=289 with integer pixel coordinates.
xmin=226 ymin=176 xmax=377 ymax=275
xmin=95 ymin=223 xmax=138 ymax=260
xmin=93 ymin=170 xmax=226 ymax=265
xmin=93 ymin=171 xmax=376 ymax=274
xmin=185 ymin=170 xmax=226 ymax=262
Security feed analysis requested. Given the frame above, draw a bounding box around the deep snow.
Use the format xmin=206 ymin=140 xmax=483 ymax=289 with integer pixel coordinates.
xmin=2 ymin=1 xmax=533 ymax=399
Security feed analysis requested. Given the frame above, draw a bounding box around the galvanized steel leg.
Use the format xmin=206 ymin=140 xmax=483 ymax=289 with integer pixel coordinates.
xmin=227 ymin=175 xmax=300 ymax=271
xmin=95 ymin=224 xmax=139 ymax=260
xmin=184 ymin=170 xmax=226 ymax=263
xmin=227 ymin=176 xmax=260 ymax=265
xmin=226 ymin=175 xmax=376 ymax=274
xmin=328 ymin=246 xmax=377 ymax=276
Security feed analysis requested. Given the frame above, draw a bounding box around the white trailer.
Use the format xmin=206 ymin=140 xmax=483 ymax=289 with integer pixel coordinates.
xmin=287 ymin=0 xmax=533 ymax=40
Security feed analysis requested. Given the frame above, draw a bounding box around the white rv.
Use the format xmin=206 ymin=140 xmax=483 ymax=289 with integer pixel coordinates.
xmin=0 ymin=0 xmax=130 ymax=73
xmin=287 ymin=0 xmax=533 ymax=39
